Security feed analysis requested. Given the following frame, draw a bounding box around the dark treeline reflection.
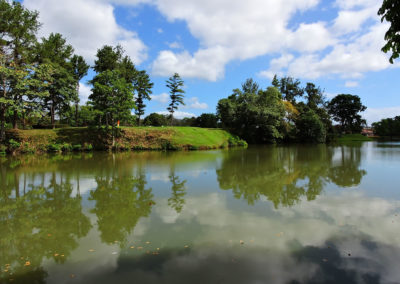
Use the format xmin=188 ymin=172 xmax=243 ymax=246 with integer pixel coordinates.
xmin=0 ymin=170 xmax=91 ymax=283
xmin=89 ymin=166 xmax=154 ymax=247
xmin=217 ymin=145 xmax=366 ymax=208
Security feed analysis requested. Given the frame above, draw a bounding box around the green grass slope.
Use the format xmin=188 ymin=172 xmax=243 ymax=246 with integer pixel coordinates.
xmin=2 ymin=127 xmax=247 ymax=154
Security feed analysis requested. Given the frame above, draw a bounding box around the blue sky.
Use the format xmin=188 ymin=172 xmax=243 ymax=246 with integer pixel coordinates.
xmin=22 ymin=0 xmax=400 ymax=124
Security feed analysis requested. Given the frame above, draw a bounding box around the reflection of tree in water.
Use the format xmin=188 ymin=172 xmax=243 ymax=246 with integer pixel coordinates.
xmin=217 ymin=145 xmax=366 ymax=208
xmin=0 ymin=171 xmax=91 ymax=283
xmin=328 ymin=146 xmax=366 ymax=187
xmin=168 ymin=172 xmax=187 ymax=213
xmin=89 ymin=168 xmax=154 ymax=247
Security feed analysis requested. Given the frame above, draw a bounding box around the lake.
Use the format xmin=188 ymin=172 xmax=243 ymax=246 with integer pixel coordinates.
xmin=1 ymin=142 xmax=400 ymax=284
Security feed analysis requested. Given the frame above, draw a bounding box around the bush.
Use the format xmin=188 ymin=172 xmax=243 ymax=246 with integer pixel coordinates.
xmin=62 ymin=143 xmax=73 ymax=152
xmin=84 ymin=143 xmax=93 ymax=151
xmin=72 ymin=144 xmax=82 ymax=151
xmin=0 ymin=144 xmax=6 ymax=154
xmin=47 ymin=143 xmax=62 ymax=152
xmin=8 ymin=139 xmax=21 ymax=150
xmin=22 ymin=142 xmax=35 ymax=154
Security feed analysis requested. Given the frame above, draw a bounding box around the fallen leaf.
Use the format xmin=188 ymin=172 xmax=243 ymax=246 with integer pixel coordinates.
xmin=88 ymin=249 xmax=95 ymax=252
xmin=184 ymin=245 xmax=189 ymax=248
xmin=145 ymin=241 xmax=151 ymax=244
xmin=24 ymin=261 xmax=31 ymax=266
xmin=130 ymin=246 xmax=135 ymax=249
xmin=240 ymin=240 xmax=244 ymax=245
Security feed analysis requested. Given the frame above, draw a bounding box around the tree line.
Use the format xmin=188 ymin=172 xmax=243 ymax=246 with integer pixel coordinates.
xmin=0 ymin=1 xmax=186 ymax=143
xmin=216 ymin=77 xmax=367 ymax=143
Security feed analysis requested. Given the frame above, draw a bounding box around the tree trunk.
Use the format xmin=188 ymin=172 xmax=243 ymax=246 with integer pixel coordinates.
xmin=75 ymin=83 xmax=80 ymax=126
xmin=51 ymin=101 xmax=55 ymax=129
xmin=0 ymin=107 xmax=5 ymax=142
xmin=13 ymin=109 xmax=18 ymax=129
xmin=137 ymin=115 xmax=141 ymax=127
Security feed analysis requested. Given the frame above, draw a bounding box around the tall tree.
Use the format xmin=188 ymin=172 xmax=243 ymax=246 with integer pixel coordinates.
xmin=70 ymin=55 xmax=89 ymax=126
xmin=279 ymin=76 xmax=304 ymax=103
xmin=90 ymin=70 xmax=135 ymax=146
xmin=36 ymin=33 xmax=75 ymax=129
xmin=134 ymin=70 xmax=153 ymax=126
xmin=0 ymin=0 xmax=41 ymax=129
xmin=378 ymin=0 xmax=400 ymax=63
xmin=93 ymin=45 xmax=123 ymax=73
xmin=241 ymin=78 xmax=259 ymax=94
xmin=328 ymin=94 xmax=367 ymax=134
xmin=166 ymin=73 xmax=185 ymax=124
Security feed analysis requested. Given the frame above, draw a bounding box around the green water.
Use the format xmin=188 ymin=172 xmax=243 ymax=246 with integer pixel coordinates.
xmin=1 ymin=142 xmax=400 ymax=284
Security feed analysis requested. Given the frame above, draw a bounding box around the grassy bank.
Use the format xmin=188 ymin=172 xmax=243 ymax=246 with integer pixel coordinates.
xmin=0 ymin=127 xmax=247 ymax=154
xmin=335 ymin=134 xmax=374 ymax=142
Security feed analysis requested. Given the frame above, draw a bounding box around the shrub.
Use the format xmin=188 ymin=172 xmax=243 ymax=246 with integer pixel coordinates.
xmin=8 ymin=139 xmax=21 ymax=150
xmin=47 ymin=143 xmax=62 ymax=152
xmin=72 ymin=144 xmax=82 ymax=151
xmin=84 ymin=143 xmax=93 ymax=151
xmin=0 ymin=144 xmax=6 ymax=154
xmin=62 ymin=143 xmax=73 ymax=152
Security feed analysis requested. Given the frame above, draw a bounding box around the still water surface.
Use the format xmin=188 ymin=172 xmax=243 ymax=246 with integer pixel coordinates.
xmin=1 ymin=142 xmax=400 ymax=284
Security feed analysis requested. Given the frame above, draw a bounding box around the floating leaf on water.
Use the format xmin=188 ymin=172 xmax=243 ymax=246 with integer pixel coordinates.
xmin=152 ymin=252 xmax=159 ymax=255
xmin=137 ymin=247 xmax=143 ymax=250
xmin=184 ymin=245 xmax=189 ymax=248
xmin=156 ymin=248 xmax=160 ymax=251
xmin=112 ymin=252 xmax=118 ymax=255
xmin=24 ymin=261 xmax=31 ymax=266
xmin=130 ymin=246 xmax=135 ymax=249
xmin=240 ymin=240 xmax=244 ymax=245
xmin=145 ymin=241 xmax=151 ymax=244
xmin=70 ymin=274 xmax=75 ymax=278
xmin=54 ymin=254 xmax=59 ymax=257
xmin=88 ymin=249 xmax=95 ymax=252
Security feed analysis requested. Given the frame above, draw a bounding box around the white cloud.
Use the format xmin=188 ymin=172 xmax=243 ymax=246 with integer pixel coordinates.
xmin=23 ymin=0 xmax=147 ymax=65
xmin=79 ymin=83 xmax=92 ymax=105
xmin=151 ymin=93 xmax=170 ymax=104
xmin=152 ymin=47 xmax=231 ymax=81
xmin=345 ymin=81 xmax=359 ymax=87
xmin=184 ymin=97 xmax=208 ymax=110
xmin=168 ymin=41 xmax=182 ymax=49
xmin=157 ymin=28 xmax=163 ymax=34
xmin=157 ymin=111 xmax=196 ymax=119
xmin=363 ymin=106 xmax=400 ymax=124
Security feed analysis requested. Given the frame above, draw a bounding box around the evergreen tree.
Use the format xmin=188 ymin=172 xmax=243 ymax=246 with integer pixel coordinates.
xmin=134 ymin=70 xmax=153 ymax=126
xmin=0 ymin=0 xmax=41 ymax=129
xmin=70 ymin=55 xmax=89 ymax=126
xmin=166 ymin=73 xmax=185 ymax=124
xmin=35 ymin=33 xmax=76 ymax=129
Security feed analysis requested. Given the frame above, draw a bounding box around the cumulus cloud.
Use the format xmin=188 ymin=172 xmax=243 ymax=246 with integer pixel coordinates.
xmin=344 ymin=81 xmax=359 ymax=87
xmin=151 ymin=93 xmax=170 ymax=104
xmin=363 ymin=106 xmax=400 ymax=124
xmin=157 ymin=111 xmax=196 ymax=119
xmin=23 ymin=0 xmax=148 ymax=64
xmin=183 ymin=97 xmax=208 ymax=110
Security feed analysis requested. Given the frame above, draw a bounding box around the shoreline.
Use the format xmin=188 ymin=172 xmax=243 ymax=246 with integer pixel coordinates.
xmin=0 ymin=127 xmax=247 ymax=155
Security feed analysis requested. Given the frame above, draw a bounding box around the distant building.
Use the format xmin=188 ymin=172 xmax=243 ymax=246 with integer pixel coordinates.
xmin=361 ymin=127 xmax=374 ymax=137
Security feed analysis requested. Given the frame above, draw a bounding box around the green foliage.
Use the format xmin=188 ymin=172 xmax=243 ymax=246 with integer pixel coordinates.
xmin=0 ymin=144 xmax=6 ymax=154
xmin=278 ymin=76 xmax=304 ymax=103
xmin=166 ymin=73 xmax=185 ymax=122
xmin=8 ymin=138 xmax=21 ymax=150
xmin=72 ymin=144 xmax=82 ymax=151
xmin=134 ymin=70 xmax=153 ymax=125
xmin=295 ymin=109 xmax=326 ymax=143
xmin=84 ymin=143 xmax=93 ymax=151
xmin=47 ymin=143 xmax=62 ymax=152
xmin=372 ymin=116 xmax=400 ymax=137
xmin=328 ymin=94 xmax=367 ymax=134
xmin=62 ymin=143 xmax=73 ymax=152
xmin=378 ymin=0 xmax=400 ymax=63
xmin=143 ymin=113 xmax=169 ymax=126
xmin=194 ymin=113 xmax=219 ymax=128
xmin=90 ymin=69 xmax=135 ymax=125
xmin=218 ymin=82 xmax=285 ymax=143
